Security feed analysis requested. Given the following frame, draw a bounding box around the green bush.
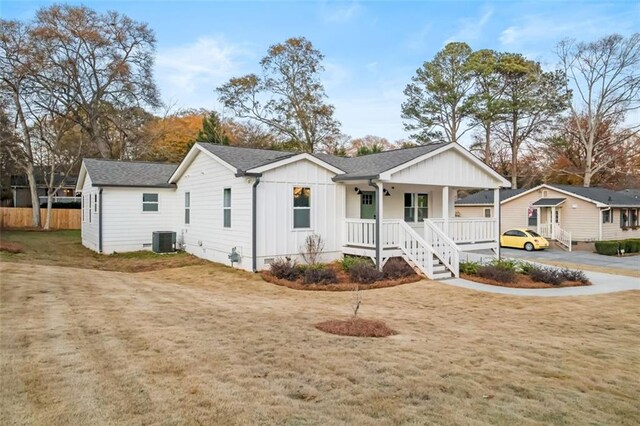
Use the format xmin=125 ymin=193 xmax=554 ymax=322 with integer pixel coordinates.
xmin=518 ymin=261 xmax=536 ymax=275
xmin=339 ymin=255 xmax=371 ymax=271
xmin=595 ymin=241 xmax=620 ymax=256
xmin=460 ymin=261 xmax=481 ymax=275
xmin=623 ymin=239 xmax=640 ymax=253
xmin=490 ymin=258 xmax=519 ymax=272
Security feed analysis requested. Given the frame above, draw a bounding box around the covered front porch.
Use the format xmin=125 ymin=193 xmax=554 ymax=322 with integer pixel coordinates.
xmin=341 ymin=182 xmax=502 ymax=280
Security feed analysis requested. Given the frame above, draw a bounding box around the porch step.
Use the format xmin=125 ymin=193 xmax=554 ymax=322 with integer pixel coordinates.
xmin=432 ymin=271 xmax=453 ymax=280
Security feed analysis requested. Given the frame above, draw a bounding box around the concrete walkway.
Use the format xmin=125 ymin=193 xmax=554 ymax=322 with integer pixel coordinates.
xmin=441 ymin=269 xmax=640 ymax=297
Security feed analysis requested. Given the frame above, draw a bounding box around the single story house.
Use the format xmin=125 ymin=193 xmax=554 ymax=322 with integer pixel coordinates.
xmin=76 ymin=142 xmax=511 ymax=279
xmin=456 ymin=184 xmax=640 ymax=249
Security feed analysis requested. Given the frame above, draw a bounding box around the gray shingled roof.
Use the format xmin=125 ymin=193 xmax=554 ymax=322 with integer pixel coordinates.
xmin=83 ymin=159 xmax=177 ymax=188
xmin=316 ymin=143 xmax=449 ymax=179
xmin=455 ymin=189 xmax=526 ymax=205
xmin=552 ymin=184 xmax=640 ymax=206
xmin=198 ymin=143 xmax=297 ymax=173
xmin=531 ymin=198 xmax=566 ymax=207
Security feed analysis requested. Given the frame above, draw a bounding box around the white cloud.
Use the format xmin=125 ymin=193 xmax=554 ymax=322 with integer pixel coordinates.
xmin=155 ymin=37 xmax=253 ymax=109
xmin=323 ymin=2 xmax=362 ymax=23
xmin=445 ymin=6 xmax=494 ymax=45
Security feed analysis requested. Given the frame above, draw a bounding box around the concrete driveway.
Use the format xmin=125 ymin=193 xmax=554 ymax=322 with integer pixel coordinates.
xmin=501 ymin=247 xmax=640 ymax=273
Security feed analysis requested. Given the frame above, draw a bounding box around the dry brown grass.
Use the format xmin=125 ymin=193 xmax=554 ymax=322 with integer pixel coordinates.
xmin=315 ymin=318 xmax=397 ymax=337
xmin=461 ymin=273 xmax=591 ymax=289
xmin=0 ymin=241 xmax=23 ymax=254
xmin=2 ymin=260 xmax=639 ymax=425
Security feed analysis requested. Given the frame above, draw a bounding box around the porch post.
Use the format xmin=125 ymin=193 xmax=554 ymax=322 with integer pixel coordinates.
xmin=551 ymin=206 xmax=556 ymax=238
xmin=536 ymin=207 xmax=541 ymax=233
xmin=375 ymin=181 xmax=384 ymax=271
xmin=494 ymin=187 xmax=500 ymax=259
xmin=442 ymin=186 xmax=450 ymax=230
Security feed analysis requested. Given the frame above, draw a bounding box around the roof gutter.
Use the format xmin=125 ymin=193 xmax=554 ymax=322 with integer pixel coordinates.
xmin=332 ymin=174 xmax=379 ymax=182
xmin=248 ymin=172 xmax=262 ymax=272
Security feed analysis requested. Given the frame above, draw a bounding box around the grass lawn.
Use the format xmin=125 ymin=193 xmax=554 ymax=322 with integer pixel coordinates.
xmin=1 ymin=231 xmax=639 ymax=424
xmin=0 ymin=230 xmax=206 ymax=272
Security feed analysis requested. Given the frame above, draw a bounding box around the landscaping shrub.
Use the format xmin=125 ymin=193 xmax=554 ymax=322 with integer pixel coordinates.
xmin=490 ymin=258 xmax=519 ymax=272
xmin=349 ymin=263 xmax=385 ymax=284
xmin=382 ymin=257 xmax=414 ymax=279
xmin=270 ymin=258 xmax=301 ymax=281
xmin=477 ymin=265 xmax=517 ymax=283
xmin=559 ymin=268 xmax=590 ymax=284
xmin=623 ymin=239 xmax=640 ymax=253
xmin=528 ymin=266 xmax=564 ymax=285
xmin=518 ymin=261 xmax=536 ymax=275
xmin=460 ymin=261 xmax=481 ymax=275
xmin=595 ymin=241 xmax=620 ymax=256
xmin=304 ymin=266 xmax=338 ymax=284
xmin=339 ymin=255 xmax=371 ymax=271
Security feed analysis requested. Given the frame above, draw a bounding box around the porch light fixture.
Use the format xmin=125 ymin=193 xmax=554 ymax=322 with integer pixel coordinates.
xmin=354 ymin=187 xmax=362 ymax=195
xmin=384 ymin=189 xmax=391 ymax=196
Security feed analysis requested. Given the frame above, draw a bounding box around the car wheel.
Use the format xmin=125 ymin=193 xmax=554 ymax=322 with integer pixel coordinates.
xmin=524 ymin=242 xmax=534 ymax=251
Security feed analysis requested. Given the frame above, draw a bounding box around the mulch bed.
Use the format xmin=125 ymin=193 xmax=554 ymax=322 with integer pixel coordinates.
xmin=260 ymin=269 xmax=422 ymax=292
xmin=461 ymin=273 xmax=591 ymax=289
xmin=315 ymin=318 xmax=397 ymax=337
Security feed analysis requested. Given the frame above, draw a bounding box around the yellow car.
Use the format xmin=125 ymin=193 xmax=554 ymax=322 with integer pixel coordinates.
xmin=500 ymin=228 xmax=549 ymax=251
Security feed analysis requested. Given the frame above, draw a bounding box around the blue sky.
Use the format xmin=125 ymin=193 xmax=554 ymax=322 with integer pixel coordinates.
xmin=2 ymin=0 xmax=639 ymax=142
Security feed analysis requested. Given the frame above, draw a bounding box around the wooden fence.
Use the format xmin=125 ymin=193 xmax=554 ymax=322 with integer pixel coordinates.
xmin=0 ymin=207 xmax=81 ymax=230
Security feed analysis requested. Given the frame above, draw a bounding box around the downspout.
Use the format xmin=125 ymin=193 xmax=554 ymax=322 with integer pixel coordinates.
xmin=251 ymin=176 xmax=261 ymax=272
xmin=369 ymin=179 xmax=381 ymax=270
xmin=98 ymin=188 xmax=103 ymax=253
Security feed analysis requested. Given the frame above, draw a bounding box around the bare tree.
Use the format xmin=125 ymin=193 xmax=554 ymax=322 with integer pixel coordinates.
xmin=556 ymin=33 xmax=640 ymax=186
xmin=300 ymin=233 xmax=325 ymax=265
xmin=0 ymin=20 xmax=43 ymax=226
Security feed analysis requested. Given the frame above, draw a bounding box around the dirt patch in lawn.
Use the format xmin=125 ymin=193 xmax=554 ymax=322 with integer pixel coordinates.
xmin=315 ymin=318 xmax=397 ymax=337
xmin=260 ymin=270 xmax=422 ymax=291
xmin=461 ymin=273 xmax=591 ymax=289
xmin=0 ymin=240 xmax=24 ymax=253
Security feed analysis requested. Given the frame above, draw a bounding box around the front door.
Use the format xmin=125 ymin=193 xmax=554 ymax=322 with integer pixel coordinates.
xmin=360 ymin=191 xmax=376 ymax=219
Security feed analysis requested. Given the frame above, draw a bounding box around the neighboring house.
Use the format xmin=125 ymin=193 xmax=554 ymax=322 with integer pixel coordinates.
xmin=10 ymin=172 xmax=79 ymax=207
xmin=76 ymin=142 xmax=511 ymax=279
xmin=456 ymin=184 xmax=640 ymax=249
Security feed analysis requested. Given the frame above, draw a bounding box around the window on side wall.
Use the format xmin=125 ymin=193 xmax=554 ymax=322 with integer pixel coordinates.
xmin=142 ymin=193 xmax=159 ymax=212
xmin=620 ymin=208 xmax=629 ymax=228
xmin=484 ymin=208 xmax=491 ymax=218
xmin=93 ymin=194 xmax=98 ymax=213
xmin=631 ymin=209 xmax=639 ymax=227
xmin=184 ymin=192 xmax=190 ymax=224
xmin=223 ymin=188 xmax=231 ymax=228
xmin=293 ymin=186 xmax=311 ymax=229
xmin=88 ymin=194 xmax=92 ymax=223
xmin=603 ymin=209 xmax=612 ymax=223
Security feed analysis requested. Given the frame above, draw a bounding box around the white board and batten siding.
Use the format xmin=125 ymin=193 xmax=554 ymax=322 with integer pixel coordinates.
xmin=175 ymin=151 xmax=253 ymax=269
xmin=81 ymin=174 xmax=100 ymax=251
xmin=100 ymin=187 xmax=177 ymax=253
xmin=256 ymin=159 xmax=345 ymax=268
xmin=389 ymin=149 xmax=501 ymax=188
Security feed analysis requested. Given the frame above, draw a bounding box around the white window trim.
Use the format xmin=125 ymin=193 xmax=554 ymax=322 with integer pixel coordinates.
xmin=184 ymin=192 xmax=190 ymax=225
xmin=292 ymin=185 xmax=312 ymax=231
xmin=403 ymin=192 xmax=429 ymax=222
xmin=223 ymin=188 xmax=232 ymax=229
xmin=88 ymin=194 xmax=92 ymax=223
xmin=142 ymin=193 xmax=160 ymax=214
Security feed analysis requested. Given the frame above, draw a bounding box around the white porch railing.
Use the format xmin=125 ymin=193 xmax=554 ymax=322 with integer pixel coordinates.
xmin=345 ymin=219 xmax=401 ymax=248
xmin=38 ymin=196 xmax=81 ymax=204
xmin=424 ymin=220 xmax=460 ymax=277
xmin=428 ymin=217 xmax=496 ymax=244
xmin=537 ymin=223 xmax=572 ymax=251
xmin=397 ymin=220 xmax=434 ymax=278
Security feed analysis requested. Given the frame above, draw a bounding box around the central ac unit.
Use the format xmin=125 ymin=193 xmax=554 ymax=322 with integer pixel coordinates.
xmin=152 ymin=231 xmax=176 ymax=253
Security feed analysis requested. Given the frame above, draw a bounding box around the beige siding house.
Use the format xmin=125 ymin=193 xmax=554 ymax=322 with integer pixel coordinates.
xmin=456 ymin=184 xmax=640 ymax=247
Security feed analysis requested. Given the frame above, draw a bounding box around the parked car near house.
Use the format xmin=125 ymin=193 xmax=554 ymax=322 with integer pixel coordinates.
xmin=500 ymin=228 xmax=549 ymax=251
xmin=456 ymin=184 xmax=640 ymax=252
xmin=76 ymin=142 xmax=512 ymax=280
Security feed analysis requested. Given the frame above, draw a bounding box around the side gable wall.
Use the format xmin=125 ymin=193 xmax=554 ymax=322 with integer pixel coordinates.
xmin=175 ymin=151 xmax=253 ymax=269
xmin=81 ymin=174 xmax=100 ymax=251
xmin=389 ymin=149 xmax=502 ymax=188
xmin=256 ymin=159 xmax=345 ymax=268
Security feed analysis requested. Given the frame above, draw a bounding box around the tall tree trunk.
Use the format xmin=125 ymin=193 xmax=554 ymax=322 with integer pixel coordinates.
xmin=44 ymin=194 xmax=53 ymax=230
xmin=25 ymin=166 xmax=41 ymax=228
xmin=583 ymin=139 xmax=594 ymax=187
xmin=484 ymin=125 xmax=491 ymax=164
